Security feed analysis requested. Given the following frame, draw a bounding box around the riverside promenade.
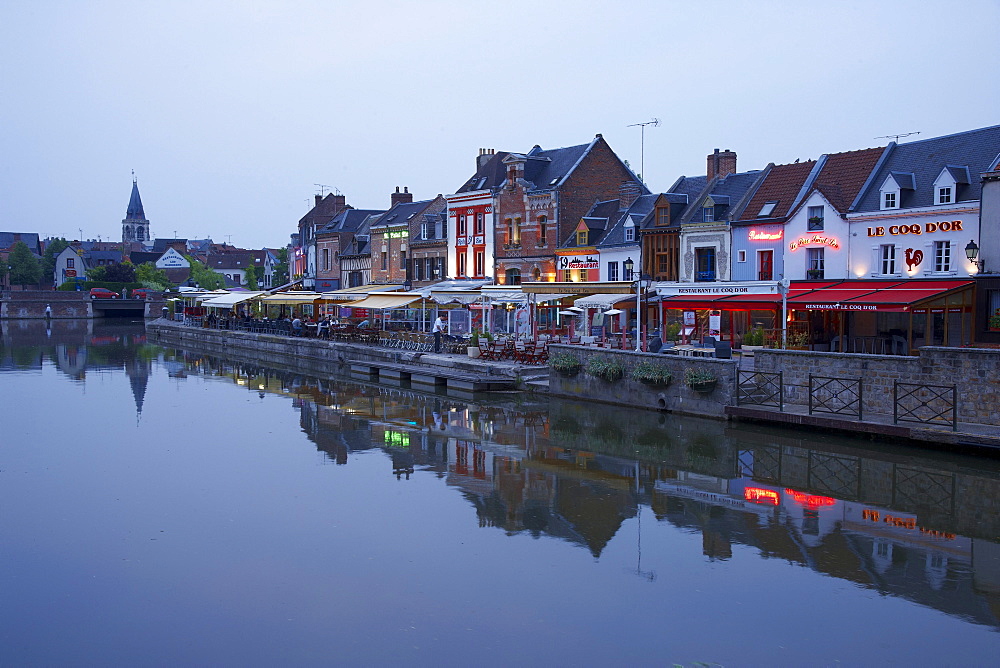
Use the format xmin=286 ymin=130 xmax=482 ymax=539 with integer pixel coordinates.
xmin=148 ymin=319 xmax=1000 ymax=453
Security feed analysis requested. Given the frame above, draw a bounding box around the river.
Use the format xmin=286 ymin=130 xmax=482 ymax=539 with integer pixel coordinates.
xmin=2 ymin=319 xmax=999 ymax=666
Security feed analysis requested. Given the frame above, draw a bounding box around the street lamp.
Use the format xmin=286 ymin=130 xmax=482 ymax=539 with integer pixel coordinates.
xmin=634 ymin=273 xmax=652 ymax=351
xmin=965 ymin=239 xmax=984 ymax=272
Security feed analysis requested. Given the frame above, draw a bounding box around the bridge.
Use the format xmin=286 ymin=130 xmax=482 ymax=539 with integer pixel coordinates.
xmin=89 ymin=298 xmax=150 ymax=317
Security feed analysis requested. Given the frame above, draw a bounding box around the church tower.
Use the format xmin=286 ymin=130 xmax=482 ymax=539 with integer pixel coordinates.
xmin=122 ymin=178 xmax=150 ymax=245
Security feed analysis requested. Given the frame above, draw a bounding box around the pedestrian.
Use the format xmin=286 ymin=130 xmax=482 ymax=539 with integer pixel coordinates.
xmin=432 ymin=313 xmax=447 ymax=353
xmin=44 ymin=304 xmax=52 ymax=320
xmin=292 ymin=316 xmax=303 ymax=336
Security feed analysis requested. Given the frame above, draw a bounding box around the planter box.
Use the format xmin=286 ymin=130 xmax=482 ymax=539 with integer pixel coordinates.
xmin=467 ymin=347 xmax=481 ymax=358
xmin=688 ymin=380 xmax=717 ymax=393
xmin=741 ymin=345 xmax=764 ymax=357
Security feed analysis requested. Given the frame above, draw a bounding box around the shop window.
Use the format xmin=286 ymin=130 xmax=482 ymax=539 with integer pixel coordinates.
xmin=880 ymin=244 xmax=897 ymax=275
xmin=807 ymin=206 xmax=824 ymax=231
xmin=563 ymin=269 xmax=573 ymax=282
xmin=934 ymin=240 xmax=951 ymax=272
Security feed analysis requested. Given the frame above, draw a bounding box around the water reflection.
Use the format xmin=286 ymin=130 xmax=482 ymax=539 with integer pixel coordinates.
xmin=5 ymin=320 xmax=1000 ymax=649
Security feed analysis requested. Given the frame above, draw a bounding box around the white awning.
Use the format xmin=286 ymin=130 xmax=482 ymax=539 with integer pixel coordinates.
xmin=342 ymin=293 xmax=423 ymax=309
xmin=260 ymin=292 xmax=323 ymax=305
xmin=534 ymin=293 xmax=576 ymax=303
xmin=482 ymin=290 xmax=528 ymax=304
xmin=573 ymin=293 xmax=635 ymax=309
xmin=320 ymin=284 xmax=404 ymax=301
xmin=429 ymin=290 xmax=482 ymax=305
xmin=200 ymin=292 xmax=265 ymax=308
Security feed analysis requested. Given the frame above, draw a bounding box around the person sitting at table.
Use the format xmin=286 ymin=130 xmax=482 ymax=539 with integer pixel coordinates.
xmin=291 ymin=316 xmax=303 ymax=336
xmin=317 ymin=317 xmax=330 ymax=339
xmin=358 ymin=318 xmax=370 ymax=328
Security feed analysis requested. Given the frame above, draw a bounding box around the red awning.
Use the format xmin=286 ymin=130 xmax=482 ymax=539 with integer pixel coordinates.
xmin=787 ymin=279 xmax=973 ymax=312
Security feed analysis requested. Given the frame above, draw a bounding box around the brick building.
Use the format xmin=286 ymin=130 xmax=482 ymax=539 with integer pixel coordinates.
xmin=368 ymin=188 xmax=447 ymax=286
xmin=315 ymin=207 xmax=384 ymax=291
xmin=296 ymin=192 xmax=348 ymax=287
xmin=495 ymin=134 xmax=644 ymax=285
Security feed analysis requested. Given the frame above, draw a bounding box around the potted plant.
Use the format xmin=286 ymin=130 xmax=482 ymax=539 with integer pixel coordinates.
xmin=990 ymin=311 xmax=1000 ymax=332
xmin=550 ymin=352 xmax=582 ymax=376
xmin=630 ymin=360 xmax=673 ymax=387
xmin=663 ymin=323 xmax=681 ymax=342
xmin=806 ymin=269 xmax=823 ymax=279
xmin=741 ymin=325 xmax=765 ymax=356
xmin=786 ymin=330 xmax=809 ymax=350
xmin=468 ymin=330 xmax=481 ymax=358
xmin=585 ymin=356 xmax=625 ymax=382
xmin=685 ymin=366 xmax=717 ymax=393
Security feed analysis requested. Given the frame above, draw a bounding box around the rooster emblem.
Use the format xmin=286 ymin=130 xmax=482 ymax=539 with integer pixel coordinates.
xmin=905 ymin=248 xmax=923 ymax=271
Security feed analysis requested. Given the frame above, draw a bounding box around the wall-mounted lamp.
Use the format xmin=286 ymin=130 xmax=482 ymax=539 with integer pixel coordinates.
xmin=965 ymin=239 xmax=984 ymax=272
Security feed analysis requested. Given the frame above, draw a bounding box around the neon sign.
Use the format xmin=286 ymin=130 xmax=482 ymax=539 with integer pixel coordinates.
xmin=788 ymin=235 xmax=840 ymax=251
xmin=386 ymin=230 xmax=409 ymax=239
xmin=749 ymin=229 xmax=783 ymax=241
xmin=744 ymin=487 xmax=780 ymax=505
xmin=785 ymin=488 xmax=836 ymax=508
xmin=867 ymin=220 xmax=964 ymax=237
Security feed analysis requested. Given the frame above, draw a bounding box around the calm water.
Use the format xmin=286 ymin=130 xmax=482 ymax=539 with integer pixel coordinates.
xmin=2 ymin=319 xmax=999 ymax=666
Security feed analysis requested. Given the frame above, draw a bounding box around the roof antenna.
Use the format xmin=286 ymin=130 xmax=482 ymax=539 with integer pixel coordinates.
xmin=875 ymin=131 xmax=920 ymax=142
xmin=627 ymin=118 xmax=660 ymax=185
xmin=314 ymin=183 xmax=332 ymax=196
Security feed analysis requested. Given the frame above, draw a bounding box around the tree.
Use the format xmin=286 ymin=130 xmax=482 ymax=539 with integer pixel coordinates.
xmin=184 ymin=255 xmax=226 ymax=290
xmin=8 ymin=241 xmax=42 ymax=288
xmin=244 ymin=264 xmax=258 ymax=290
xmin=272 ymin=248 xmax=289 ymax=286
xmin=86 ymin=265 xmax=108 ymax=282
xmin=41 ymin=238 xmax=70 ymax=286
xmin=104 ymin=261 xmax=136 ymax=283
xmin=136 ymin=262 xmax=171 ymax=290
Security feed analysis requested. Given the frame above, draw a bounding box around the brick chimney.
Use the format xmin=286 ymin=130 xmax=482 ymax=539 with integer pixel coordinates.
xmin=477 ymin=148 xmax=495 ymax=170
xmin=707 ymin=148 xmax=737 ymax=180
xmin=329 ymin=193 xmax=346 ymax=213
xmin=314 ymin=194 xmax=323 ymax=208
xmin=391 ymin=186 xmax=413 ymax=207
xmin=619 ymin=181 xmax=642 ymax=209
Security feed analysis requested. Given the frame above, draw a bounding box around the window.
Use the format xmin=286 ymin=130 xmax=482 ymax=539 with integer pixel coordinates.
xmin=937 ymin=187 xmax=952 ymax=205
xmin=414 ymin=259 xmax=423 ymax=281
xmin=579 ymin=268 xmax=589 ymax=282
xmin=758 ymin=250 xmax=773 ymax=280
xmin=381 ymin=251 xmax=388 ymax=270
xmin=513 ymin=217 xmax=522 ymax=244
xmin=421 ymin=221 xmax=430 ymax=240
xmin=737 ymin=250 xmax=746 ymax=263
xmin=934 ymin=240 xmax=951 ymax=272
xmin=504 ymin=219 xmax=512 ymax=244
xmin=656 ymin=207 xmax=670 ymax=226
xmin=757 ymin=200 xmax=778 ymax=217
xmin=474 ymin=251 xmax=484 ymax=277
xmin=576 ymin=230 xmax=588 ymax=246
xmin=624 ymin=225 xmax=635 ymax=242
xmin=807 ymin=248 xmax=824 ymax=278
xmin=505 ymin=268 xmax=521 ymax=285
xmin=66 ymin=258 xmax=74 ymax=268
xmin=532 ymin=268 xmax=541 ymax=281
xmin=400 ymin=250 xmax=407 ymax=270
xmin=702 ymin=206 xmax=715 ymax=223
xmin=475 ymin=212 xmax=484 ymax=235
xmin=563 ymin=269 xmax=573 ymax=282
xmin=458 ymin=216 xmax=467 ymax=236
xmin=322 ymin=248 xmax=329 ymax=271
xmin=608 ymin=261 xmax=619 ymax=281
xmin=538 ymin=216 xmax=548 ymax=245
xmin=880 ymin=244 xmax=897 ymax=274
xmin=695 ymin=247 xmax=716 ymax=281
xmin=458 ymin=253 xmax=467 ymax=277
xmin=883 ymin=192 xmax=897 ymax=210
xmin=807 ymin=206 xmax=824 ymax=231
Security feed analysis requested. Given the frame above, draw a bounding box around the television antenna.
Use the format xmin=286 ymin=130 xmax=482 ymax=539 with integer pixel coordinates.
xmin=314 ymin=183 xmax=333 ymax=196
xmin=627 ymin=118 xmax=660 ymax=185
xmin=875 ymin=131 xmax=920 ymax=142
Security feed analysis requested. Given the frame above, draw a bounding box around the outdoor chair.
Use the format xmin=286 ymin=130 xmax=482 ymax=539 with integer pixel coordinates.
xmin=714 ymin=341 xmax=732 ymax=359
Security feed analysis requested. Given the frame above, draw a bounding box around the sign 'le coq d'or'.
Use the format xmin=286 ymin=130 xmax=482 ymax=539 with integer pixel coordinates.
xmin=868 ymin=220 xmax=963 ymax=237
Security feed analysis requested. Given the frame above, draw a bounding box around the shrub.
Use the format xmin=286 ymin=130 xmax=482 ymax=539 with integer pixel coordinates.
xmin=684 ymin=366 xmax=717 ymax=387
xmin=585 ymin=356 xmax=625 ymax=382
xmin=742 ymin=325 xmax=765 ymax=346
xmin=549 ymin=352 xmax=582 ymax=375
xmin=630 ymin=360 xmax=673 ymax=386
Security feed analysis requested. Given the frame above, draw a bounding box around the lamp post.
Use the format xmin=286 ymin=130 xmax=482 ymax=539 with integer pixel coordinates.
xmin=633 ymin=272 xmax=652 ymax=352
xmin=965 ymin=239 xmax=984 ymax=273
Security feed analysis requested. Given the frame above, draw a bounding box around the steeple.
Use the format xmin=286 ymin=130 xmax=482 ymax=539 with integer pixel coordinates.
xmin=122 ymin=174 xmax=151 ymax=245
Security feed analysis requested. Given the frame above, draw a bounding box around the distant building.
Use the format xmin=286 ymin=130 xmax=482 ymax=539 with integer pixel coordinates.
xmin=121 ymin=179 xmax=151 ymax=245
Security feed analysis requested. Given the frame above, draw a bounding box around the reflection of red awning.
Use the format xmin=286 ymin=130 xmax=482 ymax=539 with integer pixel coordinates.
xmin=658 ymin=279 xmax=973 ymax=312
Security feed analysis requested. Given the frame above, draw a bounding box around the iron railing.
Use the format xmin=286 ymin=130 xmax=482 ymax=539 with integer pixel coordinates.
xmin=809 ymin=375 xmax=863 ymax=420
xmin=736 ymin=370 xmax=783 ymax=409
xmin=893 ymin=381 xmax=957 ymax=431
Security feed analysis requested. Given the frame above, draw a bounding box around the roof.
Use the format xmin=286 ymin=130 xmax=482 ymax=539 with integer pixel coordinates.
xmin=0 ymin=232 xmax=41 ymax=254
xmin=129 ymin=251 xmax=161 ymax=265
xmin=809 ymin=147 xmax=887 ymax=213
xmin=317 ymin=208 xmax=385 ymax=235
xmin=125 ymin=180 xmax=146 ymax=220
xmin=369 ymin=198 xmax=439 ymax=231
xmin=151 ymin=238 xmax=187 ymax=252
xmin=454 ymin=151 xmax=512 ymax=193
xmin=207 ymin=253 xmax=263 ymax=270
xmin=678 ymin=170 xmax=766 ymax=225
xmin=592 ymin=194 xmax=660 ymax=248
xmin=736 ymin=161 xmax=816 ymax=222
xmin=853 ymin=125 xmax=1000 ymax=212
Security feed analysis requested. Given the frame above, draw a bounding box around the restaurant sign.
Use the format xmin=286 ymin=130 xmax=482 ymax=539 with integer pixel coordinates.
xmin=803 ymin=303 xmax=879 ymax=311
xmin=658 ymin=282 xmax=779 ymax=296
xmin=788 ymin=235 xmax=840 ymax=251
xmin=558 ymin=255 xmax=599 ymax=270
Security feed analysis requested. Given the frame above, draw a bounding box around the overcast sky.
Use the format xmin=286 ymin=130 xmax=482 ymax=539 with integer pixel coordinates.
xmin=2 ymin=0 xmax=998 ymax=249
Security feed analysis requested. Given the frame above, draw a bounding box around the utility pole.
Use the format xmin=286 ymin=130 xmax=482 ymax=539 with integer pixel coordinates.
xmin=627 ymin=118 xmax=660 ymax=184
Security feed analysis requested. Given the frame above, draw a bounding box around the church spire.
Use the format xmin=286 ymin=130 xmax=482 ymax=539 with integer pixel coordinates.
xmin=122 ymin=174 xmax=150 ymax=245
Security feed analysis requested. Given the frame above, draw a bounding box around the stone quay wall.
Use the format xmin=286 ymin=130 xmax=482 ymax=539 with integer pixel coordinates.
xmin=546 ymin=344 xmax=738 ymax=419
xmin=753 ymin=347 xmax=1000 ymax=425
xmin=1 ymin=290 xmax=166 ymax=319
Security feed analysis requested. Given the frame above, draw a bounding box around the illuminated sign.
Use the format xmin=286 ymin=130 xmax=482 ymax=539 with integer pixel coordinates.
xmin=65 ymin=269 xmax=77 ymax=277
xmin=384 ymin=431 xmax=410 ymax=448
xmin=803 ymin=303 xmax=878 ymax=311
xmin=785 ymin=488 xmax=836 ymax=508
xmin=559 ymin=255 xmax=599 ymax=270
xmin=744 ymin=487 xmax=780 ymax=505
xmin=386 ymin=230 xmax=409 ymax=239
xmin=749 ymin=229 xmax=783 ymax=241
xmin=867 ymin=220 xmax=964 ymax=237
xmin=788 ymin=235 xmax=840 ymax=251
xmin=860 ymin=508 xmax=956 ymax=540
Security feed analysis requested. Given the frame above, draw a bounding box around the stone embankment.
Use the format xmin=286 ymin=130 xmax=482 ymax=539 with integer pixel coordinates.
xmin=1 ymin=290 xmax=165 ymax=319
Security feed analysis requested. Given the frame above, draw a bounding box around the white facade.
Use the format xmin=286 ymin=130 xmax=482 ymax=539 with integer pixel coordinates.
xmin=782 ymin=191 xmax=850 ymax=280
xmin=445 ymin=189 xmax=495 ymax=282
xmin=679 ymin=222 xmax=731 ymax=283
xmin=155 ymin=248 xmax=190 ymax=271
xmin=53 ymin=247 xmax=84 ymax=286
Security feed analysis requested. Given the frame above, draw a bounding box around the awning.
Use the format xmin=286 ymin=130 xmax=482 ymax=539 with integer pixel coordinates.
xmin=787 ymin=279 xmax=974 ymax=312
xmin=429 ymin=289 xmax=481 ymax=305
xmin=342 ymin=293 xmax=423 ymax=310
xmin=480 ymin=289 xmax=528 ymax=304
xmin=320 ymin=284 xmax=404 ymax=301
xmin=658 ymin=281 xmax=836 ymax=311
xmin=260 ymin=292 xmax=323 ymax=305
xmin=534 ymin=293 xmax=577 ymax=303
xmin=573 ymin=293 xmax=636 ymax=309
xmin=200 ymin=291 xmax=265 ymax=308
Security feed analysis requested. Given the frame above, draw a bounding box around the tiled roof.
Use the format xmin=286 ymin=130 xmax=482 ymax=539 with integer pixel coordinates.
xmin=369 ymin=199 xmax=435 ymax=230
xmin=455 ymin=151 xmax=511 ymax=193
xmin=598 ymin=194 xmax=660 ymax=247
xmin=853 ymin=125 xmax=1000 ymax=212
xmin=810 ymin=146 xmax=886 ymax=213
xmin=318 ymin=209 xmax=385 ymax=235
xmin=736 ymin=161 xmax=816 ymax=222
xmin=678 ymin=170 xmax=765 ymax=225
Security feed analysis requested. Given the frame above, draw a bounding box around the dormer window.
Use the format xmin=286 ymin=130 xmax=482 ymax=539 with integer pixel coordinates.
xmin=883 ymin=192 xmax=897 ymax=210
xmin=702 ymin=206 xmax=715 ymax=223
xmin=937 ymin=186 xmax=952 ymax=205
xmin=757 ymin=200 xmax=778 ymax=218
xmin=880 ymin=172 xmax=912 ymax=211
xmin=624 ymin=223 xmax=635 ymax=243
xmin=933 ymin=165 xmax=967 ymax=206
xmin=577 ymin=230 xmax=588 ymax=246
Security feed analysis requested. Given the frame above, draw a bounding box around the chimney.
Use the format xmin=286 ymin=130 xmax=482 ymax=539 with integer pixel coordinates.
xmin=391 ymin=186 xmax=413 ymax=207
xmin=330 ymin=193 xmax=346 ymax=213
xmin=477 ymin=148 xmax=495 ymax=170
xmin=619 ymin=181 xmax=642 ymax=209
xmin=314 ymin=194 xmax=323 ymax=208
xmin=707 ymin=148 xmax=737 ymax=180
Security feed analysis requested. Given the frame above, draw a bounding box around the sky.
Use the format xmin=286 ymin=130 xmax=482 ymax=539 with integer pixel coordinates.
xmin=2 ymin=0 xmax=999 ymax=250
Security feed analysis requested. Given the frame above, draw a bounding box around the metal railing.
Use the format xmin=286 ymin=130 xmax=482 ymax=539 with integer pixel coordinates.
xmin=736 ymin=370 xmax=783 ymax=409
xmin=809 ymin=375 xmax=863 ymax=420
xmin=893 ymin=381 xmax=957 ymax=430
